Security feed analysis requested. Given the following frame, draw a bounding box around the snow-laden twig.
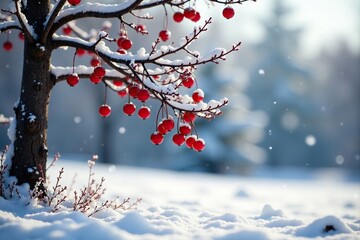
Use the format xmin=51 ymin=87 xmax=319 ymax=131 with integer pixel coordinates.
xmin=14 ymin=0 xmax=35 ymax=42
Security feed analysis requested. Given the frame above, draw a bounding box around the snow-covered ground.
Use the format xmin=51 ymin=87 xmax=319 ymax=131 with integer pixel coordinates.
xmin=0 ymin=160 xmax=359 ymax=240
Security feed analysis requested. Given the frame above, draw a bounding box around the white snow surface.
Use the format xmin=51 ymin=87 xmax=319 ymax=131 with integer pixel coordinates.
xmin=0 ymin=161 xmax=359 ymax=240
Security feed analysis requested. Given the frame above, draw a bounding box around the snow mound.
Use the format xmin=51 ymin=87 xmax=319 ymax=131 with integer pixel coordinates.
xmin=295 ymin=215 xmax=354 ymax=237
xmin=234 ymin=189 xmax=250 ymax=198
xmin=258 ymin=204 xmax=285 ymax=219
xmin=114 ymin=211 xmax=172 ymax=235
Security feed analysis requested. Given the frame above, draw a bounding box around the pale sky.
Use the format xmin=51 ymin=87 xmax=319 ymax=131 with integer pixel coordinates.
xmin=231 ymin=0 xmax=360 ymax=58
xmin=105 ymin=1 xmax=360 ymax=58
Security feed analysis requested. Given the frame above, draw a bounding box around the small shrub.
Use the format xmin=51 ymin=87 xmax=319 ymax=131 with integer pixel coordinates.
xmin=0 ymin=147 xmax=141 ymax=216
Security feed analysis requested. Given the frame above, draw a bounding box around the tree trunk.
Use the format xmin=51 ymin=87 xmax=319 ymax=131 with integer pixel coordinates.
xmin=10 ymin=0 xmax=52 ymax=189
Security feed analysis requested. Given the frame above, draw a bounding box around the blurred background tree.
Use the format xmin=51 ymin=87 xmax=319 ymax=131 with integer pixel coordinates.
xmin=246 ymin=0 xmax=330 ymax=167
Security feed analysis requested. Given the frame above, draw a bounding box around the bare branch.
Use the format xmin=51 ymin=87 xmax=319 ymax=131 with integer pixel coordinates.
xmin=14 ymin=0 xmax=34 ymax=43
xmin=41 ymin=0 xmax=67 ymax=44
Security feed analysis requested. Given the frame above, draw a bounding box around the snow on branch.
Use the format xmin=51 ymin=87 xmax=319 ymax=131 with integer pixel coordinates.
xmin=51 ymin=65 xmax=125 ymax=81
xmin=0 ymin=8 xmax=20 ymax=32
xmin=167 ymin=97 xmax=229 ymax=117
xmin=0 ymin=20 xmax=20 ymax=33
xmin=136 ymin=0 xmax=254 ymax=10
xmin=50 ymin=0 xmax=143 ymax=35
xmin=0 ymin=114 xmax=11 ymax=125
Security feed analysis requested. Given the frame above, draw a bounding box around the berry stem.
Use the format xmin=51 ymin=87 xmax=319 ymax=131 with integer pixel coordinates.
xmin=155 ymin=103 xmax=163 ymax=130
xmin=190 ymin=120 xmax=198 ymax=138
xmin=103 ymin=85 xmax=108 ymax=104
xmin=72 ymin=49 xmax=77 ymax=73
xmin=127 ymin=86 xmax=131 ymax=103
xmin=162 ymin=4 xmax=169 ymax=29
xmin=119 ymin=18 xmax=127 ymax=37
xmin=176 ymin=117 xmax=181 ymax=133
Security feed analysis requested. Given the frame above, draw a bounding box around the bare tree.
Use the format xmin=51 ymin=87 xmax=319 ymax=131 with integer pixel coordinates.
xmin=0 ymin=0 xmax=256 ymax=188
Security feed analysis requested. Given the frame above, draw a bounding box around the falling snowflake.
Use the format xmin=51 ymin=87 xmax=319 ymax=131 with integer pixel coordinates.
xmin=305 ymin=135 xmax=316 ymax=146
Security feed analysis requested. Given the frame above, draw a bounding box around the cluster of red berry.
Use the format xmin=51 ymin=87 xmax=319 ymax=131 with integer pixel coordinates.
xmin=150 ymin=113 xmax=206 ymax=152
xmin=99 ymin=81 xmax=205 ymax=151
xmin=122 ymin=82 xmax=206 ymax=151
xmin=172 ymin=5 xmax=236 ymax=24
xmin=63 ymin=43 xmax=206 ymax=151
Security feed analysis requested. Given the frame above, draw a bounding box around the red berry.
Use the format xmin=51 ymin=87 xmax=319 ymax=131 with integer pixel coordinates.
xmin=157 ymin=122 xmax=168 ymax=135
xmin=184 ymin=7 xmax=196 ymax=20
xmin=182 ymin=76 xmax=195 ymax=88
xmin=162 ymin=118 xmax=175 ymax=132
xmin=179 ymin=123 xmax=191 ymax=135
xmin=137 ymin=89 xmax=150 ymax=102
xmin=66 ymin=74 xmax=79 ymax=86
xmin=173 ymin=12 xmax=184 ymax=23
xmin=222 ymin=7 xmax=235 ymax=19
xmin=129 ymin=85 xmax=140 ymax=98
xmin=18 ymin=32 xmax=25 ymax=40
xmin=93 ymin=66 xmax=106 ymax=78
xmin=116 ymin=37 xmax=124 ymax=48
xmin=90 ymin=57 xmax=100 ymax=67
xmin=76 ymin=48 xmax=85 ymax=56
xmin=193 ymin=138 xmax=205 ymax=152
xmin=113 ymin=80 xmax=123 ymax=86
xmin=159 ymin=30 xmax=171 ymax=42
xmin=173 ymin=133 xmax=185 ymax=146
xmin=185 ymin=135 xmax=196 ymax=149
xmin=138 ymin=106 xmax=151 ymax=120
xmin=192 ymin=89 xmax=204 ymax=103
xmin=117 ymin=89 xmax=128 ymax=97
xmin=191 ymin=11 xmax=201 ymax=22
xmin=183 ymin=112 xmax=196 ymax=123
xmin=68 ymin=0 xmax=81 ymax=6
xmin=150 ymin=132 xmax=164 ymax=145
xmin=90 ymin=73 xmax=102 ymax=84
xmin=123 ymin=102 xmax=136 ymax=116
xmin=117 ymin=37 xmax=132 ymax=50
xmin=99 ymin=104 xmax=111 ymax=117
xmin=62 ymin=25 xmax=72 ymax=35
xmin=3 ymin=41 xmax=13 ymax=51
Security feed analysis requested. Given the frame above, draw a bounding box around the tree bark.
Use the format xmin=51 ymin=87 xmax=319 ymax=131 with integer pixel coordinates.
xmin=10 ymin=0 xmax=52 ymax=189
